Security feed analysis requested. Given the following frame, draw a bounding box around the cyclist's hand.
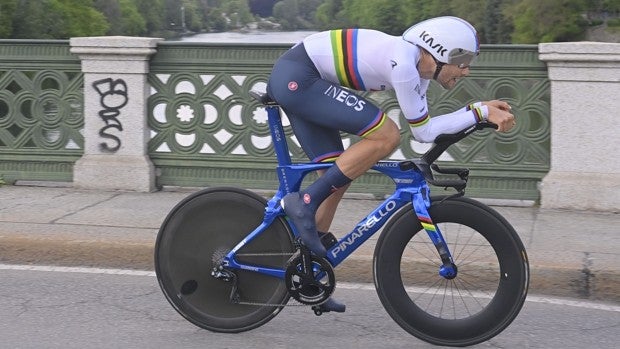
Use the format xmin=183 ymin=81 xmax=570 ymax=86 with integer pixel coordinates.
xmin=483 ymin=100 xmax=511 ymax=112
xmin=487 ymin=105 xmax=516 ymax=132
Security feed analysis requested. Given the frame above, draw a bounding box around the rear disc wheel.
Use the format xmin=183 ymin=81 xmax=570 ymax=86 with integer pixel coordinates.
xmin=155 ymin=187 xmax=294 ymax=332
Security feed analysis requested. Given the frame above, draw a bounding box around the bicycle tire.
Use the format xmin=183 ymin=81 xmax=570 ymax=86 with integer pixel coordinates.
xmin=373 ymin=196 xmax=529 ymax=347
xmin=154 ymin=187 xmax=294 ymax=333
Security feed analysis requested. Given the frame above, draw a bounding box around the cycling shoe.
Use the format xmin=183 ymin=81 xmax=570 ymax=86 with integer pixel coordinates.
xmin=281 ymin=192 xmax=327 ymax=258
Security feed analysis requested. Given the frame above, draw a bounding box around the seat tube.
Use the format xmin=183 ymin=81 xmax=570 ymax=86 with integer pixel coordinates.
xmin=266 ymin=105 xmax=292 ymax=166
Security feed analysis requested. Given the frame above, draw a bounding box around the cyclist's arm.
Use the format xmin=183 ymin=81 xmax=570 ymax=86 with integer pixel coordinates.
xmin=392 ymin=78 xmax=488 ymax=143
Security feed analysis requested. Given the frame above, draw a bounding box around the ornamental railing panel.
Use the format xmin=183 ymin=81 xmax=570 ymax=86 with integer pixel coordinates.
xmin=148 ymin=43 xmax=549 ymax=200
xmin=0 ymin=40 xmax=83 ymax=182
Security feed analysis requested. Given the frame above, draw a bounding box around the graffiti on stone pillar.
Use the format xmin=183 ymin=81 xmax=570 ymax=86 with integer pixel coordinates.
xmin=92 ymin=78 xmax=128 ymax=152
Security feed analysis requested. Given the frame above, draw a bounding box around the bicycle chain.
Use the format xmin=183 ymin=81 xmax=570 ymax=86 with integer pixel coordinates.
xmin=235 ymin=252 xmax=294 ymax=257
xmin=231 ymin=251 xmax=329 ymax=308
xmin=234 ymin=298 xmax=311 ymax=307
xmin=230 ymin=251 xmax=294 ymax=307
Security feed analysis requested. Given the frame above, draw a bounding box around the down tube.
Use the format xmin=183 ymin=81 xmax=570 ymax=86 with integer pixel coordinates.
xmin=326 ymin=196 xmax=408 ymax=267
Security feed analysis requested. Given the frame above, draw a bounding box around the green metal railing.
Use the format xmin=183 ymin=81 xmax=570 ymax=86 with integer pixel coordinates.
xmin=0 ymin=40 xmax=83 ymax=183
xmin=148 ymin=43 xmax=549 ymax=200
xmin=0 ymin=40 xmax=549 ymax=200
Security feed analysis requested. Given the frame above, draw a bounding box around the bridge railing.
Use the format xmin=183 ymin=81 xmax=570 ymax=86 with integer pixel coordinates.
xmin=147 ymin=42 xmax=549 ymax=200
xmin=0 ymin=40 xmax=83 ymax=182
xmin=1 ymin=39 xmax=550 ymax=201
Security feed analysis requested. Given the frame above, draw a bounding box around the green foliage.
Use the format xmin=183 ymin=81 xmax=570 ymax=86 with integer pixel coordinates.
xmin=221 ymin=0 xmax=254 ymax=28
xmin=315 ymin=0 xmax=349 ymax=30
xmin=272 ymin=0 xmax=322 ymax=30
xmin=341 ymin=0 xmax=408 ymax=35
xmin=0 ymin=0 xmax=18 ymax=38
xmin=608 ymin=18 xmax=620 ymax=27
xmin=273 ymin=0 xmax=299 ymax=30
xmin=0 ymin=0 xmax=617 ymax=42
xmin=321 ymin=0 xmax=612 ymax=43
xmin=206 ymin=7 xmax=229 ymax=32
xmin=507 ymin=0 xmax=588 ymax=43
xmin=94 ymin=0 xmax=145 ymax=36
xmin=133 ymin=0 xmax=166 ymax=36
xmin=62 ymin=0 xmax=110 ymax=37
xmin=181 ymin=0 xmax=206 ymax=33
xmin=10 ymin=0 xmax=108 ymax=39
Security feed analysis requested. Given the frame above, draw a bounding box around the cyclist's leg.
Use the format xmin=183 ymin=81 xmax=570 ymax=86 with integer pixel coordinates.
xmin=315 ymin=118 xmax=399 ymax=232
xmin=279 ymin=116 xmax=349 ymax=258
xmin=335 ymin=116 xmax=400 ymax=179
xmin=286 ymin=117 xmax=351 ymax=233
xmin=316 ymin=182 xmax=350 ymax=233
xmin=275 ymin=116 xmax=350 ymax=313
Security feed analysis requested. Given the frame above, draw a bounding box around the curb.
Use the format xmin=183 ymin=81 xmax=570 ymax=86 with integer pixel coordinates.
xmin=1 ymin=236 xmax=618 ymax=304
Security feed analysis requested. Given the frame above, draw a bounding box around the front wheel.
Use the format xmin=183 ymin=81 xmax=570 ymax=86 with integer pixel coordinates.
xmin=373 ymin=196 xmax=529 ymax=347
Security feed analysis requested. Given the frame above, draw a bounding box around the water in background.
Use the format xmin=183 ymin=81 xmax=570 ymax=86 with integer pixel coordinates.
xmin=178 ymin=30 xmax=318 ymax=44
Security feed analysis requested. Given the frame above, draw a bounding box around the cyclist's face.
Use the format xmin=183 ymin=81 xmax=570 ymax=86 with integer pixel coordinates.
xmin=436 ymin=64 xmax=470 ymax=89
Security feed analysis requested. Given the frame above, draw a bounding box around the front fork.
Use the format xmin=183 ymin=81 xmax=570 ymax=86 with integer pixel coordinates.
xmin=412 ymin=187 xmax=458 ymax=279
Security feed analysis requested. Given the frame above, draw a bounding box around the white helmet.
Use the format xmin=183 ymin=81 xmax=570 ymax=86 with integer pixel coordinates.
xmin=403 ymin=16 xmax=480 ymax=67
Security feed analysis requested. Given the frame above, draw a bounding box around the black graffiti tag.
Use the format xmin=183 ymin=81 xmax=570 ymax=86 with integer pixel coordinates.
xmin=92 ymin=78 xmax=128 ymax=152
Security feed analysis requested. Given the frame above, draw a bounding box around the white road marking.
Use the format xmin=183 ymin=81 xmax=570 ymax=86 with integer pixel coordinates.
xmin=0 ymin=263 xmax=155 ymax=276
xmin=1 ymin=263 xmax=618 ymax=313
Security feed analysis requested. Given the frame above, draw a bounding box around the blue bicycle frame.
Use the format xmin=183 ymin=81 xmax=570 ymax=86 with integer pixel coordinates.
xmin=222 ymin=103 xmax=455 ymax=279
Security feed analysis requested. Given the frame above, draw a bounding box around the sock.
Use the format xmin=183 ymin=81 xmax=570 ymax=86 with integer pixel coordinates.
xmin=301 ymin=163 xmax=352 ymax=212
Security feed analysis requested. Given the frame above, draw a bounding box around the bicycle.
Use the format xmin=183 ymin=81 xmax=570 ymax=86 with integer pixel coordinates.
xmin=154 ymin=90 xmax=530 ymax=347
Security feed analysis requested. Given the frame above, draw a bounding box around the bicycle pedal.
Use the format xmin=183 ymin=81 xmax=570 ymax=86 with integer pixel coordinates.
xmin=319 ymin=232 xmax=337 ymax=249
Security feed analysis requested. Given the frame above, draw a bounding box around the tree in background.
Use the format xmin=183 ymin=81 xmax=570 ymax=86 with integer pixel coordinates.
xmin=133 ymin=0 xmax=166 ymax=36
xmin=94 ymin=0 xmax=146 ymax=36
xmin=334 ymin=0 xmax=513 ymax=42
xmin=506 ymin=0 xmax=588 ymax=43
xmin=482 ymin=0 xmax=514 ymax=44
xmin=181 ymin=0 xmax=207 ymax=33
xmin=61 ymin=0 xmax=110 ymax=37
xmin=342 ymin=0 xmax=407 ymax=35
xmin=205 ymin=7 xmax=229 ymax=32
xmin=272 ymin=0 xmax=323 ymax=30
xmin=10 ymin=0 xmax=108 ymax=39
xmin=249 ymin=0 xmax=277 ymax=17
xmin=0 ymin=0 xmax=617 ymax=42
xmin=221 ymin=0 xmax=254 ymax=28
xmin=272 ymin=0 xmax=298 ymax=30
xmin=0 ymin=0 xmax=17 ymax=38
xmin=315 ymin=0 xmax=349 ymax=30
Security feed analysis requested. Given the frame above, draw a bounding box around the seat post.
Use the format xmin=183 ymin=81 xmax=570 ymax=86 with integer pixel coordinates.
xmin=266 ymin=105 xmax=292 ymax=166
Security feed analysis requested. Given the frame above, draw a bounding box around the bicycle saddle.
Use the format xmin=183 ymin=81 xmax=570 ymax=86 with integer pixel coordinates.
xmin=249 ymin=90 xmax=278 ymax=105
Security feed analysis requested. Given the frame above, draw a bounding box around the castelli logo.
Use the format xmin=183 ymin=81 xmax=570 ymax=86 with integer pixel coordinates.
xmin=288 ymin=81 xmax=298 ymax=91
xmin=303 ymin=193 xmax=311 ymax=204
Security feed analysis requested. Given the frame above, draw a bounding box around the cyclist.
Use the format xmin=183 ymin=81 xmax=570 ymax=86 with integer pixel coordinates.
xmin=266 ymin=16 xmax=515 ymax=313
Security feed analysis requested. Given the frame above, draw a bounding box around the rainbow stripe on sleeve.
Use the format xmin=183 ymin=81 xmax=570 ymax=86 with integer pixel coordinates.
xmin=408 ymin=112 xmax=430 ymax=127
xmin=330 ymin=29 xmax=366 ymax=91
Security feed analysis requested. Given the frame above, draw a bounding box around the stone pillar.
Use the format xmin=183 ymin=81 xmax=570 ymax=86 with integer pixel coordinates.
xmin=70 ymin=36 xmax=162 ymax=192
xmin=539 ymin=42 xmax=620 ymax=212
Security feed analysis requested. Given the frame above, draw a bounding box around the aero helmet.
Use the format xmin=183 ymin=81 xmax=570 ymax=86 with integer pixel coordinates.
xmin=403 ymin=16 xmax=480 ymax=68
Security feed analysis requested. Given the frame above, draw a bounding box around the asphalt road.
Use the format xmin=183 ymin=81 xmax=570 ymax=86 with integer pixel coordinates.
xmin=0 ymin=264 xmax=618 ymax=349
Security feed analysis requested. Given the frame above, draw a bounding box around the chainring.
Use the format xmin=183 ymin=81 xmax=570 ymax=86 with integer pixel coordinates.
xmin=284 ymin=252 xmax=335 ymax=305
